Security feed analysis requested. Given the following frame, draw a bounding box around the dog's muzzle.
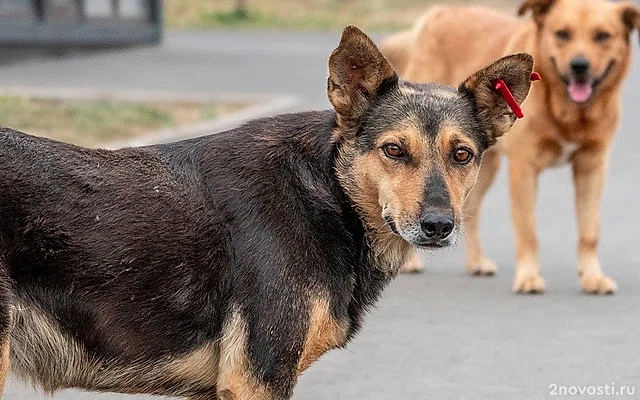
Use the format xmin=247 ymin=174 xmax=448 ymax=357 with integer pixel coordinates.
xmin=385 ymin=214 xmax=455 ymax=249
xmin=552 ymin=57 xmax=616 ymax=104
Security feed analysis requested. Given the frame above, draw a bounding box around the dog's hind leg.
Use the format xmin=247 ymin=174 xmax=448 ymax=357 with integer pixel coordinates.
xmin=464 ymin=147 xmax=501 ymax=276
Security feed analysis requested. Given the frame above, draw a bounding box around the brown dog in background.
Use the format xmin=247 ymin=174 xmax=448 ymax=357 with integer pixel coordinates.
xmin=382 ymin=0 xmax=639 ymax=294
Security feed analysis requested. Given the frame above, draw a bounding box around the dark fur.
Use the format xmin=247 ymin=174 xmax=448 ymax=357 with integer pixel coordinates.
xmin=0 ymin=27 xmax=533 ymax=399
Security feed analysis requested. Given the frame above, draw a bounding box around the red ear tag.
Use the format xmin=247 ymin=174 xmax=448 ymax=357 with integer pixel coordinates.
xmin=494 ymin=79 xmax=524 ymax=119
xmin=493 ymin=71 xmax=541 ymax=119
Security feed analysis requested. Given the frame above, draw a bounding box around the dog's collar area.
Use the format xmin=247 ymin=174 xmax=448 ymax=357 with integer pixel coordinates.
xmin=494 ymin=72 xmax=541 ymax=119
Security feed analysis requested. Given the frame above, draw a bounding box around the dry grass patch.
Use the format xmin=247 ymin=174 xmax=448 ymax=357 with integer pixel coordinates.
xmin=166 ymin=0 xmax=518 ymax=31
xmin=0 ymin=96 xmax=246 ymax=147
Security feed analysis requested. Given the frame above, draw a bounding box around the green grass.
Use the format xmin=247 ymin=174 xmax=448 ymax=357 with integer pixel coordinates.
xmin=0 ymin=96 xmax=242 ymax=147
xmin=206 ymin=9 xmax=251 ymax=26
xmin=200 ymin=9 xmax=341 ymax=30
xmin=166 ymin=0 xmax=518 ymax=31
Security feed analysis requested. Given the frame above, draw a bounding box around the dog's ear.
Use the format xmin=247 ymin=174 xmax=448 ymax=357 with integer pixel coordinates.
xmin=517 ymin=0 xmax=556 ymax=25
xmin=328 ymin=26 xmax=397 ymax=131
xmin=458 ymin=53 xmax=535 ymax=146
xmin=620 ymin=2 xmax=640 ymax=43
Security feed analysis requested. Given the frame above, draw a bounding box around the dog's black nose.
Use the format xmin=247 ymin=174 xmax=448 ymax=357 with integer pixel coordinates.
xmin=570 ymin=56 xmax=590 ymax=76
xmin=420 ymin=213 xmax=454 ymax=240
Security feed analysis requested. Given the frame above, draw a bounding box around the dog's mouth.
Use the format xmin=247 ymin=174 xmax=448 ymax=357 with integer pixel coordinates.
xmin=551 ymin=58 xmax=615 ymax=104
xmin=413 ymin=238 xmax=452 ymax=249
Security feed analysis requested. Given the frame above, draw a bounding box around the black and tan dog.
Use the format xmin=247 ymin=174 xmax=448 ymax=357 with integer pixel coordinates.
xmin=0 ymin=27 xmax=533 ymax=399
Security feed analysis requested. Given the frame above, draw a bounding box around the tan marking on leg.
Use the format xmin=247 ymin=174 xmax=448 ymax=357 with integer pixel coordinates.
xmin=0 ymin=340 xmax=10 ymax=396
xmin=10 ymin=302 xmax=220 ymax=397
xmin=169 ymin=341 xmax=219 ymax=389
xmin=297 ymin=297 xmax=348 ymax=374
xmin=217 ymin=312 xmax=275 ymax=400
xmin=10 ymin=302 xmax=93 ymax=393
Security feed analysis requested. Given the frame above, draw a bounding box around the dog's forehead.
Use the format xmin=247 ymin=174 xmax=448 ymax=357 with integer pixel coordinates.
xmin=398 ymin=81 xmax=458 ymax=99
xmin=364 ymin=81 xmax=476 ymax=140
xmin=550 ymin=0 xmax=621 ymax=26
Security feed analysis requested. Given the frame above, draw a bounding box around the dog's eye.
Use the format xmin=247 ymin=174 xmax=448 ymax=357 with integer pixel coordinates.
xmin=382 ymin=144 xmax=405 ymax=159
xmin=594 ymin=31 xmax=611 ymax=43
xmin=453 ymin=148 xmax=473 ymax=164
xmin=555 ymin=29 xmax=571 ymax=41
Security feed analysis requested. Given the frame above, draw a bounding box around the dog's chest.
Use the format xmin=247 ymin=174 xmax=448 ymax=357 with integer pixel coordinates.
xmin=549 ymin=140 xmax=579 ymax=168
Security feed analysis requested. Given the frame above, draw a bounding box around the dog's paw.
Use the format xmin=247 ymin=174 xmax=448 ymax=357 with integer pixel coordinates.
xmin=513 ymin=273 xmax=546 ymax=294
xmin=466 ymin=256 xmax=498 ymax=276
xmin=399 ymin=253 xmax=424 ymax=274
xmin=581 ymin=273 xmax=617 ymax=295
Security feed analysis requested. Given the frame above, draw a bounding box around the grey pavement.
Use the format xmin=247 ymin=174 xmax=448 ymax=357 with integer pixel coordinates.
xmin=1 ymin=30 xmax=640 ymax=400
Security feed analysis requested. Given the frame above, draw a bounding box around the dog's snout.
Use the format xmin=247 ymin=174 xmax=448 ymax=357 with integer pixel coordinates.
xmin=570 ymin=56 xmax=590 ymax=76
xmin=420 ymin=212 xmax=454 ymax=240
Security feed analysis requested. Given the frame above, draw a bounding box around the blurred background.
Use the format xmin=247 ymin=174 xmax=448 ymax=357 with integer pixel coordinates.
xmin=0 ymin=0 xmax=522 ymax=149
xmin=1 ymin=0 xmax=639 ymax=399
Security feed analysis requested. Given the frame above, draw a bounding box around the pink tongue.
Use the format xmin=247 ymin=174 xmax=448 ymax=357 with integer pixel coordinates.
xmin=568 ymin=82 xmax=593 ymax=103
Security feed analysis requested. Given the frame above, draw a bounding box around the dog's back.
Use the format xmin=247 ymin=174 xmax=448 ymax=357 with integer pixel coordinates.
xmin=0 ymin=128 xmax=230 ymax=394
xmin=382 ymin=5 xmax=520 ymax=84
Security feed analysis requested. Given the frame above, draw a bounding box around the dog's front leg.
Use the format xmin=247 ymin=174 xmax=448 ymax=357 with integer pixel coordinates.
xmin=216 ymin=308 xmax=303 ymax=400
xmin=0 ymin=267 xmax=12 ymax=399
xmin=509 ymin=158 xmax=546 ymax=294
xmin=572 ymin=146 xmax=617 ymax=295
xmin=464 ymin=147 xmax=502 ymax=276
xmin=0 ymin=339 xmax=9 ymax=398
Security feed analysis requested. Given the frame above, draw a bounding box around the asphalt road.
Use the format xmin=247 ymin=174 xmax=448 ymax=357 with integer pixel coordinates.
xmin=1 ymin=30 xmax=639 ymax=400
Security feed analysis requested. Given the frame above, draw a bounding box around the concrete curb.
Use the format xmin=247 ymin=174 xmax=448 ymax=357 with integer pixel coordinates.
xmin=104 ymin=94 xmax=301 ymax=149
xmin=0 ymin=86 xmax=302 ymax=149
xmin=0 ymin=86 xmax=287 ymax=104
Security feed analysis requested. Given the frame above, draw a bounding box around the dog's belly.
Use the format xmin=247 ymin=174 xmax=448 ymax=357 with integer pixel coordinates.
xmin=9 ymin=301 xmax=220 ymax=396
